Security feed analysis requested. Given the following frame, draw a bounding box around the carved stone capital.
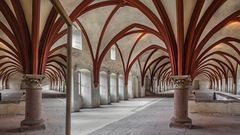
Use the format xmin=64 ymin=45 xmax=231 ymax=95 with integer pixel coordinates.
xmin=171 ymin=75 xmax=191 ymax=90
xmin=24 ymin=74 xmax=45 ymax=89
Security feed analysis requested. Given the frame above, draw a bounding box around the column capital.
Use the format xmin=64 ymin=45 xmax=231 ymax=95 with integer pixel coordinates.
xmin=24 ymin=74 xmax=45 ymax=89
xmin=171 ymin=75 xmax=191 ymax=90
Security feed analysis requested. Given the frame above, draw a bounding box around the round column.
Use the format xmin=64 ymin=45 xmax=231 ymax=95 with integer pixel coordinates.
xmin=169 ymin=75 xmax=192 ymax=128
xmin=20 ymin=74 xmax=45 ymax=131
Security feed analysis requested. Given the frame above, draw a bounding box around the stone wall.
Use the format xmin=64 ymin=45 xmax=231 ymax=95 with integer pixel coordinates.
xmin=199 ymin=80 xmax=210 ymax=90
xmin=0 ymin=101 xmax=25 ymax=115
xmin=189 ymin=100 xmax=240 ymax=115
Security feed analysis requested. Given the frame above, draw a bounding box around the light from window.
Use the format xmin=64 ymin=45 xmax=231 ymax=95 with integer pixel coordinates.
xmin=110 ymin=45 xmax=116 ymax=60
xmin=72 ymin=27 xmax=82 ymax=50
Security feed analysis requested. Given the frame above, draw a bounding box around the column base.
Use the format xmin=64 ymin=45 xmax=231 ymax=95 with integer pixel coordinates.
xmin=169 ymin=117 xmax=192 ymax=129
xmin=20 ymin=119 xmax=46 ymax=131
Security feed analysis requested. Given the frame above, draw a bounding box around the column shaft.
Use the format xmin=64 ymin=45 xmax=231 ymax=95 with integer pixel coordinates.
xmin=169 ymin=75 xmax=192 ymax=129
xmin=20 ymin=74 xmax=45 ymax=131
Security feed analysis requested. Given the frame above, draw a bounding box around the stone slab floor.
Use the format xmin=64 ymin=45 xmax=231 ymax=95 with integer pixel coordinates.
xmin=1 ymin=97 xmax=240 ymax=135
xmin=72 ymin=98 xmax=160 ymax=135
xmin=90 ymin=98 xmax=240 ymax=135
xmin=0 ymin=98 xmax=66 ymax=135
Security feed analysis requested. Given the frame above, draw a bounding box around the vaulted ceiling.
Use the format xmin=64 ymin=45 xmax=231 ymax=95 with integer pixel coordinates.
xmin=0 ymin=0 xmax=240 ymax=87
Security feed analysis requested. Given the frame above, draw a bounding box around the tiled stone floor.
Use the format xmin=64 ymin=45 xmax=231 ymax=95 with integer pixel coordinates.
xmin=1 ymin=96 xmax=240 ymax=135
xmin=72 ymin=98 xmax=160 ymax=135
xmin=0 ymin=98 xmax=66 ymax=135
xmin=89 ymin=98 xmax=240 ymax=135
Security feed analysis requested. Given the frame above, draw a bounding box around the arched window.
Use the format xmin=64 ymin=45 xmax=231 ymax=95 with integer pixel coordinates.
xmin=72 ymin=27 xmax=82 ymax=50
xmin=110 ymin=45 xmax=116 ymax=60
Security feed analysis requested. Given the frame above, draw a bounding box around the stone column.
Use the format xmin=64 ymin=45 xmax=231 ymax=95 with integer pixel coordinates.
xmin=215 ymin=80 xmax=218 ymax=90
xmin=128 ymin=75 xmax=134 ymax=99
xmin=140 ymin=77 xmax=146 ymax=97
xmin=73 ymin=71 xmax=82 ymax=112
xmin=134 ymin=76 xmax=139 ymax=98
xmin=20 ymin=74 xmax=45 ymax=131
xmin=110 ymin=73 xmax=119 ymax=102
xmin=123 ymin=84 xmax=128 ymax=100
xmin=91 ymin=83 xmax=100 ymax=107
xmin=169 ymin=75 xmax=192 ymax=129
xmin=100 ymin=71 xmax=110 ymax=105
xmin=107 ymin=71 xmax=111 ymax=104
xmin=58 ymin=80 xmax=61 ymax=92
xmin=91 ymin=70 xmax=100 ymax=107
xmin=233 ymin=81 xmax=237 ymax=95
xmin=138 ymin=77 xmax=141 ymax=97
xmin=116 ymin=73 xmax=120 ymax=101
xmin=118 ymin=74 xmax=125 ymax=100
xmin=225 ymin=80 xmax=228 ymax=93
xmin=158 ymin=81 xmax=161 ymax=93
xmin=229 ymin=78 xmax=233 ymax=93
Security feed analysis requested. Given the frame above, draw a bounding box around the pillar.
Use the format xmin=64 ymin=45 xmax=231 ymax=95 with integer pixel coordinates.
xmin=91 ymin=70 xmax=101 ymax=107
xmin=229 ymin=77 xmax=233 ymax=93
xmin=133 ymin=76 xmax=139 ymax=98
xmin=145 ymin=76 xmax=150 ymax=91
xmin=55 ymin=80 xmax=58 ymax=91
xmin=128 ymin=75 xmax=134 ymax=99
xmin=233 ymin=81 xmax=237 ymax=95
xmin=159 ymin=81 xmax=162 ymax=92
xmin=58 ymin=80 xmax=61 ymax=92
xmin=123 ymin=84 xmax=128 ymax=100
xmin=110 ymin=73 xmax=119 ymax=102
xmin=138 ymin=76 xmax=142 ymax=97
xmin=100 ymin=71 xmax=110 ymax=105
xmin=62 ymin=81 xmax=66 ymax=93
xmin=60 ymin=80 xmax=64 ymax=92
xmin=118 ymin=74 xmax=127 ymax=100
xmin=158 ymin=81 xmax=161 ymax=93
xmin=169 ymin=75 xmax=192 ymax=129
xmin=79 ymin=69 xmax=100 ymax=108
xmin=73 ymin=71 xmax=82 ymax=112
xmin=216 ymin=80 xmax=219 ymax=91
xmin=140 ymin=77 xmax=146 ymax=97
xmin=107 ymin=71 xmax=111 ymax=104
xmin=218 ymin=79 xmax=221 ymax=91
xmin=20 ymin=74 xmax=45 ymax=131
xmin=91 ymin=83 xmax=101 ymax=107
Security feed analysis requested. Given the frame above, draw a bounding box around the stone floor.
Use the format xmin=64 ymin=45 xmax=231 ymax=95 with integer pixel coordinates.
xmin=89 ymin=98 xmax=240 ymax=135
xmin=72 ymin=98 xmax=160 ymax=135
xmin=1 ymin=96 xmax=240 ymax=135
xmin=0 ymin=98 xmax=66 ymax=135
